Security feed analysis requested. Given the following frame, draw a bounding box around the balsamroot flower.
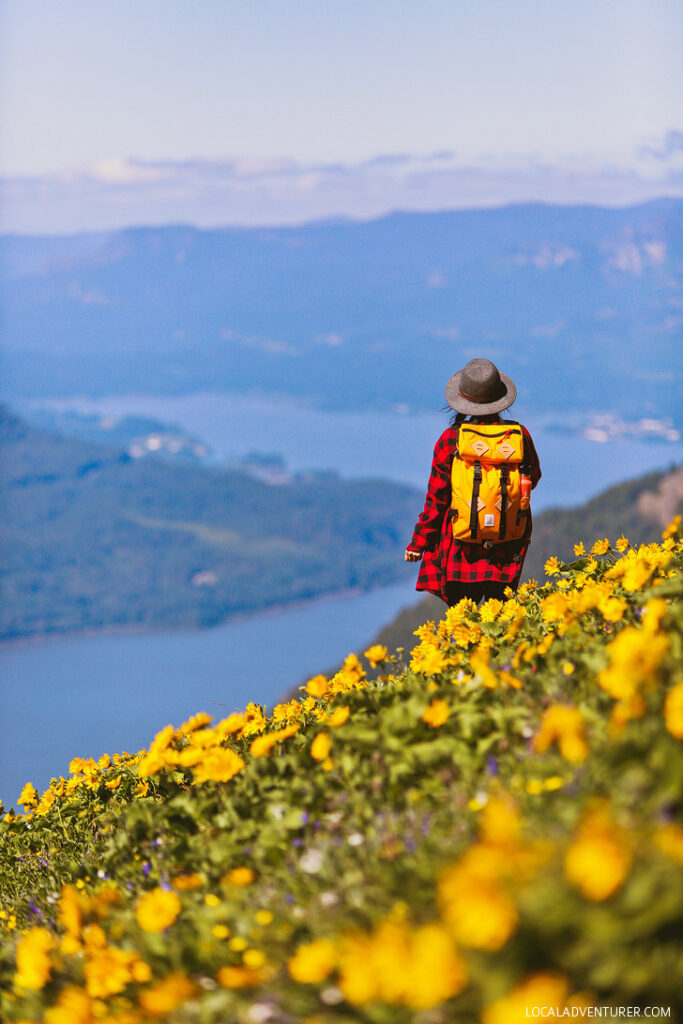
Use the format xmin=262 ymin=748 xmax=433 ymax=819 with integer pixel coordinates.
xmin=13 ymin=927 xmax=56 ymax=990
xmin=533 ymin=705 xmax=589 ymax=764
xmin=135 ymin=888 xmax=181 ymax=933
xmin=138 ymin=972 xmax=195 ymax=1016
xmin=288 ymin=938 xmax=338 ymax=983
xmin=421 ymin=699 xmax=450 ymax=728
xmin=564 ymin=808 xmax=631 ymax=901
xmin=664 ymin=680 xmax=683 ymax=739
xmin=311 ymin=732 xmax=331 ymax=761
xmin=364 ymin=644 xmax=389 ymax=668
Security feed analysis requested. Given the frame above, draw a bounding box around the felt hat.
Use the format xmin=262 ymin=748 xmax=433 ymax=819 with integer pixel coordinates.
xmin=445 ymin=357 xmax=517 ymax=415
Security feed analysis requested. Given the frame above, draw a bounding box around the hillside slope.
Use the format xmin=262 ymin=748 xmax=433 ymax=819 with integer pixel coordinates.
xmin=1 ymin=523 xmax=681 ymax=1021
xmin=362 ymin=465 xmax=683 ymax=663
xmin=0 ymin=405 xmax=420 ymax=638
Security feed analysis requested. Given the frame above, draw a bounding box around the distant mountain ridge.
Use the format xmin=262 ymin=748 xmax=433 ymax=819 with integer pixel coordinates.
xmin=1 ymin=200 xmax=681 ymax=423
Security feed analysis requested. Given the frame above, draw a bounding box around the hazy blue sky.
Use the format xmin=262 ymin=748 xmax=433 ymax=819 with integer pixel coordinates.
xmin=1 ymin=0 xmax=682 ymax=230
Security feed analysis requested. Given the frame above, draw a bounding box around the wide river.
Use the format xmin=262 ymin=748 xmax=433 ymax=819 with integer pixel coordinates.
xmin=3 ymin=392 xmax=681 ymax=804
xmin=1 ymin=581 xmax=418 ymax=804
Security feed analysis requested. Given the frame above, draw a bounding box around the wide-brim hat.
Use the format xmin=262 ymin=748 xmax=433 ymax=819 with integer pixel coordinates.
xmin=445 ymin=357 xmax=517 ymax=415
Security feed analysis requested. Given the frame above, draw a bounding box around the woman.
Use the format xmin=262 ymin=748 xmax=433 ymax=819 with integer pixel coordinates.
xmin=405 ymin=358 xmax=541 ymax=606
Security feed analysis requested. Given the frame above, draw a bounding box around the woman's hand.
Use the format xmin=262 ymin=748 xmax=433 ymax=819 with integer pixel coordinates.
xmin=404 ymin=548 xmax=423 ymax=562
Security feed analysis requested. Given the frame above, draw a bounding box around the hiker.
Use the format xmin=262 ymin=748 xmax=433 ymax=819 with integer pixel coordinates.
xmin=405 ymin=358 xmax=541 ymax=606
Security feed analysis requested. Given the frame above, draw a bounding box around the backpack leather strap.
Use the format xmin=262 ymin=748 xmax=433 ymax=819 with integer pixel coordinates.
xmin=469 ymin=460 xmax=482 ymax=539
xmin=499 ymin=464 xmax=509 ymax=539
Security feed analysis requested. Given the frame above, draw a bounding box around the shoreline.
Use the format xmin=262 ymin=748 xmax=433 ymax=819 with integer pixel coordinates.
xmin=0 ymin=577 xmax=420 ymax=652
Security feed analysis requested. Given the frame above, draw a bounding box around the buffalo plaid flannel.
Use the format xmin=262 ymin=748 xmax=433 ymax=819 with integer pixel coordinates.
xmin=408 ymin=418 xmax=541 ymax=603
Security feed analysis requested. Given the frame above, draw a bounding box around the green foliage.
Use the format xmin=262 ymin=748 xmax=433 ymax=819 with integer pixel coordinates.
xmin=1 ymin=526 xmax=682 ymax=1022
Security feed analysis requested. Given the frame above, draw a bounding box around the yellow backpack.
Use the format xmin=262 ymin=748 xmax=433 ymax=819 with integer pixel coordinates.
xmin=450 ymin=423 xmax=530 ymax=544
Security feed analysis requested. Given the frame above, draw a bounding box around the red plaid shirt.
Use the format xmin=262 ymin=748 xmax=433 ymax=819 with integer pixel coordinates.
xmin=408 ymin=417 xmax=541 ymax=602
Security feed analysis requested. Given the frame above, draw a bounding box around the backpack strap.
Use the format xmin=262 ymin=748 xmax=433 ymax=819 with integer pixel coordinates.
xmin=499 ymin=464 xmax=509 ymax=539
xmin=469 ymin=460 xmax=482 ymax=539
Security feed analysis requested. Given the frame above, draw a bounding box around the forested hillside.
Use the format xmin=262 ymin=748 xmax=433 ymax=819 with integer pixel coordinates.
xmin=0 ymin=405 xmax=419 ymax=639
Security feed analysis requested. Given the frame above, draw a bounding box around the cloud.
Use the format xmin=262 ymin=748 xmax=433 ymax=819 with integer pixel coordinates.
xmin=2 ymin=134 xmax=683 ymax=234
xmin=639 ymin=129 xmax=683 ymax=160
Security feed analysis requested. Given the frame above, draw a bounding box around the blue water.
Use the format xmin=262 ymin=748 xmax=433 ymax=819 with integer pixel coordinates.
xmin=3 ymin=392 xmax=681 ymax=806
xmin=0 ymin=580 xmax=419 ymax=805
xmin=31 ymin=392 xmax=682 ymax=510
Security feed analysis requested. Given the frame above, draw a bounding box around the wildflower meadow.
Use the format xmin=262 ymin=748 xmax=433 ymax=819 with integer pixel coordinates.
xmin=1 ymin=521 xmax=682 ymax=1023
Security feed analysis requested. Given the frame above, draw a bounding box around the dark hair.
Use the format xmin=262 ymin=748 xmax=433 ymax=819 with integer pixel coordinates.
xmin=450 ymin=410 xmax=503 ymax=426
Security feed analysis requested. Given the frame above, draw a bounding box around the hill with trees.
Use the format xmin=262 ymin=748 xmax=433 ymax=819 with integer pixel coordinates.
xmin=0 ymin=405 xmax=419 ymax=639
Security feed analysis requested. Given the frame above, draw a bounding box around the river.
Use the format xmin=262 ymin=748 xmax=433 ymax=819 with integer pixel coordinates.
xmin=3 ymin=392 xmax=681 ymax=805
xmin=0 ymin=580 xmax=418 ymax=805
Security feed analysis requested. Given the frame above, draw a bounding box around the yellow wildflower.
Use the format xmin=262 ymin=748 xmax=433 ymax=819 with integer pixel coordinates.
xmin=135 ymin=888 xmax=181 ymax=933
xmin=622 ymin=556 xmax=655 ymax=592
xmin=250 ymin=723 xmax=299 ymax=758
xmin=662 ymin=514 xmax=681 ymax=540
xmin=191 ymin=748 xmax=245 ymax=784
xmin=222 ymin=866 xmax=255 ymax=886
xmin=214 ymin=712 xmax=245 ymax=738
xmin=599 ymin=596 xmax=628 ymax=622
xmin=517 ymin=579 xmax=537 ymax=600
xmin=43 ymin=986 xmax=93 ymax=1024
xmin=544 ymin=556 xmax=561 ymax=576
xmin=470 ymin=648 xmax=498 ymax=688
xmin=179 ymin=711 xmax=213 ymax=735
xmin=664 ymin=681 xmax=683 ymax=739
xmin=240 ymin=702 xmax=267 ymax=738
xmin=305 ymin=674 xmax=330 ymax=698
xmin=616 ymin=534 xmax=629 ymax=552
xmin=338 ymin=919 xmax=466 ymax=1009
xmin=17 ymin=782 xmax=38 ymax=810
xmin=643 ymin=597 xmax=668 ymax=633
xmin=217 ymin=965 xmax=262 ymax=988
xmin=328 ymin=705 xmax=350 ymax=727
xmin=171 ymin=872 xmax=204 ymax=891
xmin=364 ymin=644 xmax=389 ymax=667
xmin=57 ymin=884 xmax=84 ymax=947
xmin=482 ymin=972 xmax=571 ymax=1024
xmin=402 ymin=922 xmax=467 ymax=1009
xmin=421 ymin=699 xmax=450 ymax=728
xmin=243 ymin=948 xmax=266 ymax=969
xmin=139 ymin=972 xmax=196 ymax=1016
xmin=541 ymin=591 xmax=571 ymax=625
xmin=480 ymin=598 xmax=504 ymax=622
xmin=598 ymin=626 xmax=669 ymax=700
xmin=590 ymin=537 xmax=610 ymax=556
xmin=573 ymin=541 xmax=585 ymax=556
xmin=438 ymin=861 xmax=517 ymax=950
xmin=608 ymin=693 xmax=647 ymax=735
xmin=288 ymin=938 xmax=338 ymax=983
xmin=14 ymin=926 xmax=56 ymax=990
xmin=533 ymin=705 xmax=589 ymax=764
xmin=654 ymin=823 xmax=683 ymax=866
xmin=410 ymin=643 xmax=447 ymax=674
xmin=564 ymin=808 xmax=631 ymax=900
xmin=84 ymin=945 xmax=141 ymax=998
xmin=311 ymin=732 xmax=331 ymax=761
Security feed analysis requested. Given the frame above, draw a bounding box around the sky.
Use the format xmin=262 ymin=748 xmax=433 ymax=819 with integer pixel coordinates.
xmin=1 ymin=0 xmax=682 ymax=232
